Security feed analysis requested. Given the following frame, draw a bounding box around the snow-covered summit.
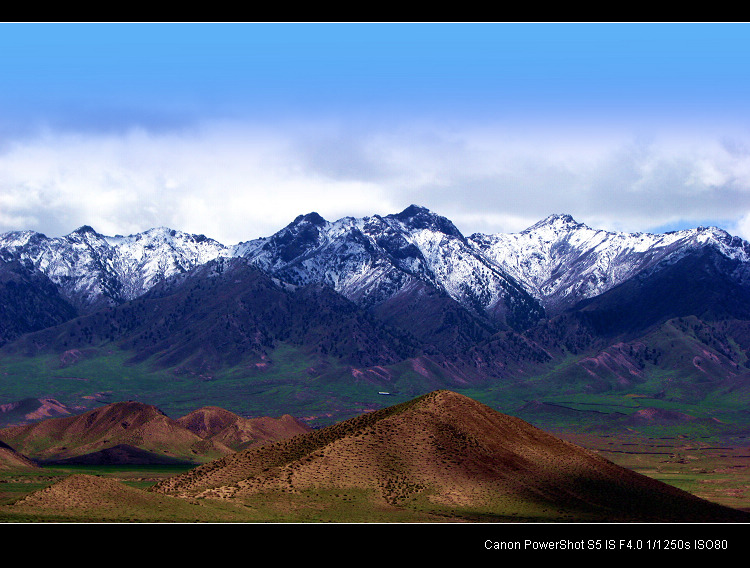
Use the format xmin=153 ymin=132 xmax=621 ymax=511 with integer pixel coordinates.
xmin=2 ymin=207 xmax=748 ymax=325
xmin=469 ymin=215 xmax=750 ymax=314
xmin=232 ymin=205 xmax=543 ymax=329
xmin=524 ymin=213 xmax=588 ymax=234
xmin=0 ymin=225 xmax=229 ymax=310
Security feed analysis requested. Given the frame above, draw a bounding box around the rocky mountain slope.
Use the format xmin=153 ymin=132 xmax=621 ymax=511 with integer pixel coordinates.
xmin=0 ymin=439 xmax=38 ymax=470
xmin=0 ymin=258 xmax=77 ymax=344
xmin=470 ymin=213 xmax=750 ymax=315
xmin=0 ymin=225 xmax=228 ymax=313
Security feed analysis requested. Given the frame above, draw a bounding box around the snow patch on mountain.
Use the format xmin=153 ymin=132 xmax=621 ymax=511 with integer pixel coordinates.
xmin=3 ymin=206 xmax=749 ymax=326
xmin=469 ymin=213 xmax=750 ymax=313
xmin=0 ymin=226 xmax=230 ymax=310
xmin=232 ymin=205 xmax=544 ymax=329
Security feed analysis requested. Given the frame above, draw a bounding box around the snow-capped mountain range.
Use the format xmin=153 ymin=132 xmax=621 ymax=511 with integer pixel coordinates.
xmin=2 ymin=205 xmax=749 ymax=328
xmin=232 ymin=206 xmax=543 ymax=329
xmin=469 ymin=213 xmax=750 ymax=315
xmin=0 ymin=225 xmax=228 ymax=311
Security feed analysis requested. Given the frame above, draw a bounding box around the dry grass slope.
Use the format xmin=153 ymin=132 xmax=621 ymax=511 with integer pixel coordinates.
xmin=152 ymin=390 xmax=750 ymax=521
xmin=0 ymin=439 xmax=38 ymax=470
xmin=7 ymin=474 xmax=251 ymax=522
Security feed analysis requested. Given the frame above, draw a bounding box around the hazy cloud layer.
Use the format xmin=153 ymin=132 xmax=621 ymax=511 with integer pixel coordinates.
xmin=2 ymin=121 xmax=750 ymax=244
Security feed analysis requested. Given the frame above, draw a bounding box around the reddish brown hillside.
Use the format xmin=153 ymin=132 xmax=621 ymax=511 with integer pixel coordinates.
xmin=177 ymin=406 xmax=312 ymax=450
xmin=152 ymin=390 xmax=750 ymax=522
xmin=0 ymin=401 xmax=232 ymax=463
xmin=626 ymin=407 xmax=698 ymax=424
xmin=0 ymin=439 xmax=38 ymax=470
xmin=0 ymin=398 xmax=73 ymax=428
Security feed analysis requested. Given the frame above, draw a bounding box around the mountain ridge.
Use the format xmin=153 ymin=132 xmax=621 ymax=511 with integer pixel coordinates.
xmin=3 ymin=206 xmax=746 ymax=328
xmin=470 ymin=212 xmax=750 ymax=315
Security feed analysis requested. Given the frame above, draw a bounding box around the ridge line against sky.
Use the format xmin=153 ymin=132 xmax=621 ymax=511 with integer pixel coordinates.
xmin=2 ymin=22 xmax=750 ymax=244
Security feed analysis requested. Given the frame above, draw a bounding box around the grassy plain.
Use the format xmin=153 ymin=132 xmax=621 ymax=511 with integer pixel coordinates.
xmin=554 ymin=430 xmax=750 ymax=514
xmin=0 ymin=343 xmax=441 ymax=427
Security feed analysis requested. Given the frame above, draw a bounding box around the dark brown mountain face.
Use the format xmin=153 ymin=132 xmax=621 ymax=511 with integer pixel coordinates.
xmin=572 ymin=247 xmax=750 ymax=339
xmin=370 ymin=279 xmax=500 ymax=356
xmin=1 ymin=258 xmax=422 ymax=373
xmin=0 ymin=258 xmax=77 ymax=346
xmin=152 ymin=391 xmax=750 ymax=522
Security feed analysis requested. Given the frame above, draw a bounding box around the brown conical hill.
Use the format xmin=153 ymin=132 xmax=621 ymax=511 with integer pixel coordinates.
xmin=152 ymin=390 xmax=750 ymax=522
xmin=12 ymin=474 xmax=163 ymax=512
xmin=0 ymin=401 xmax=232 ymax=463
xmin=177 ymin=406 xmax=313 ymax=451
xmin=176 ymin=406 xmax=240 ymax=438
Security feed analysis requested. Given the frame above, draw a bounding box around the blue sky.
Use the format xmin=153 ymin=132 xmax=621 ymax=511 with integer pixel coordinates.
xmin=5 ymin=23 xmax=749 ymax=129
xmin=2 ymin=22 xmax=750 ymax=243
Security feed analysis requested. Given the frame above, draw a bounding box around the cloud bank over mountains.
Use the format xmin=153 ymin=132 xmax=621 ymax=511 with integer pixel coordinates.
xmin=3 ymin=121 xmax=750 ymax=245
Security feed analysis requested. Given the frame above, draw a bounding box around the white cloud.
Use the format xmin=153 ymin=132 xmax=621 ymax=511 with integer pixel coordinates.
xmin=1 ymin=120 xmax=750 ymax=243
xmin=734 ymin=213 xmax=750 ymax=241
xmin=0 ymin=123 xmax=397 ymax=243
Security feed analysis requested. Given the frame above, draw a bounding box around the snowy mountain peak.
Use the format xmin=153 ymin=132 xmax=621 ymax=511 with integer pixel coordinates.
xmin=471 ymin=213 xmax=750 ymax=315
xmin=71 ymin=225 xmax=100 ymax=236
xmin=387 ymin=204 xmax=464 ymax=239
xmin=693 ymin=224 xmax=733 ymax=241
xmin=0 ymin=225 xmax=230 ymax=311
xmin=292 ymin=212 xmax=328 ymax=227
xmin=526 ymin=213 xmax=586 ymax=233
